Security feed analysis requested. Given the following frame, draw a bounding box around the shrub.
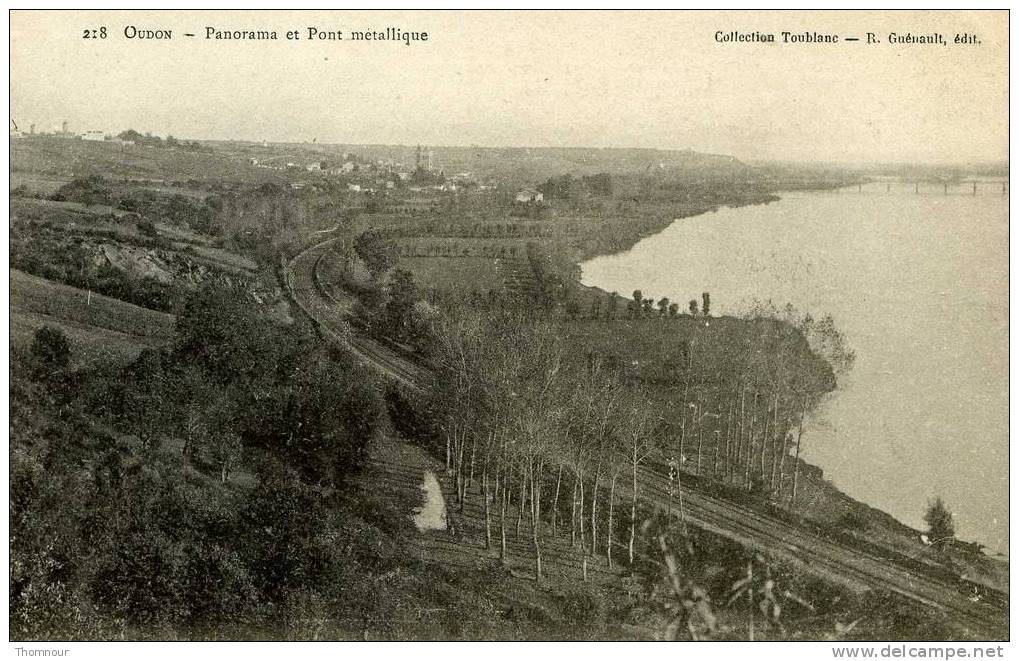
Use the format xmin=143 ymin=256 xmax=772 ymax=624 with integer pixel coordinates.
xmin=559 ymin=587 xmax=607 ymax=632
xmin=137 ymin=219 xmax=159 ymax=237
xmin=30 ymin=325 xmax=71 ymax=376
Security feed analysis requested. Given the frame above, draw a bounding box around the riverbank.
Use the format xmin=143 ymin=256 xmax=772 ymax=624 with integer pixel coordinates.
xmin=304 ymin=199 xmax=1008 ymax=636
xmin=574 ymin=187 xmax=1008 ymax=592
xmin=564 ymin=192 xmax=781 ymax=265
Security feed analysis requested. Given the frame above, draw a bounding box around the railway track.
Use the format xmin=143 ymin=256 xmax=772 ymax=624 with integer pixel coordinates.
xmin=286 ymin=237 xmax=428 ymax=391
xmin=637 ymin=467 xmax=1007 ymax=640
xmin=285 ymin=236 xmax=1008 ymax=641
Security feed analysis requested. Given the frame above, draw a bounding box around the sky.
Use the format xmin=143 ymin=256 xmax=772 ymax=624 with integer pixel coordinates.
xmin=10 ymin=10 xmax=1009 ymax=164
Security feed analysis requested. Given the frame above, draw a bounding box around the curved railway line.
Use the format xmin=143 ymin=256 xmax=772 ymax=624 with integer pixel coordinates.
xmin=286 ymin=237 xmax=429 ymax=390
xmin=285 ymin=236 xmax=1008 ymax=641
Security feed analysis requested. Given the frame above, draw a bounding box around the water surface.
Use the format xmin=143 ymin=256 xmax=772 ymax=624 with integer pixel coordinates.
xmin=413 ymin=471 xmax=448 ymax=532
xmin=581 ymin=183 xmax=1008 ymax=552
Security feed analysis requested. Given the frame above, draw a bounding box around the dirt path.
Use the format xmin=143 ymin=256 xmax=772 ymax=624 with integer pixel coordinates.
xmin=412 ymin=471 xmax=447 ymax=531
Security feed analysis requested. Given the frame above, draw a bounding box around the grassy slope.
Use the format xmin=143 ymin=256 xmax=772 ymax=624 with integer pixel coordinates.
xmin=10 ymin=269 xmax=175 ymax=366
xmin=11 ymin=197 xmax=144 ymax=242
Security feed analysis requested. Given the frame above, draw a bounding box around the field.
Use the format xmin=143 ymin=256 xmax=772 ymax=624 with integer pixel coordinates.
xmin=9 ymin=171 xmax=71 ymax=195
xmin=11 ymin=136 xmax=285 ymax=184
xmin=395 ymin=236 xmax=532 ymax=257
xmin=399 ymin=256 xmax=510 ymax=293
xmin=14 ymin=196 xmax=135 ymax=218
xmin=10 ymin=268 xmax=175 ymax=366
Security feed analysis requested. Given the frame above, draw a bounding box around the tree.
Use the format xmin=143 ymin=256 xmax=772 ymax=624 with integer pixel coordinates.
xmin=30 ymin=325 xmax=71 ymax=377
xmin=212 ymin=432 xmax=243 ymax=483
xmin=702 ymin=292 xmax=711 ymax=317
xmin=385 ymin=268 xmax=420 ymax=340
xmin=631 ymin=290 xmax=643 ymax=318
xmin=688 ymin=299 xmax=699 ymax=315
xmin=668 ymin=302 xmax=679 ymax=317
xmin=581 ymin=172 xmax=613 ymax=196
xmin=924 ymin=497 xmax=955 ymax=551
xmin=353 ymin=229 xmax=398 ymax=278
xmin=789 ymin=400 xmax=806 ymax=506
xmin=176 ymin=366 xmax=215 ymax=458
xmin=725 ymin=553 xmax=790 ymax=640
xmin=621 ymin=390 xmax=661 ymax=564
xmin=537 ymin=174 xmax=574 ymax=201
xmin=119 ymin=349 xmax=168 ymax=450
xmin=573 ymin=360 xmax=620 ymax=574
xmin=281 ymin=354 xmax=382 ymax=487
xmin=658 ymin=297 xmax=670 ymax=317
xmin=240 ymin=462 xmax=328 ymax=605
xmin=174 ymin=283 xmax=292 ymax=386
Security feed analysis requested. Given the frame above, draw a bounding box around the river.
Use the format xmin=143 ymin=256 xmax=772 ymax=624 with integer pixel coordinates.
xmin=580 ymin=182 xmax=1008 ymax=553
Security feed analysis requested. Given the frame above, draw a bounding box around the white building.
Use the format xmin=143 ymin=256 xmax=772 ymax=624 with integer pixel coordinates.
xmin=82 ymin=130 xmax=106 ymax=142
xmin=514 ymin=189 xmax=543 ymax=203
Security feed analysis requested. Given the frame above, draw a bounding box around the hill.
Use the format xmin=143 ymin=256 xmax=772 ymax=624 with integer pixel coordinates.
xmin=10 ymin=269 xmax=176 ymax=366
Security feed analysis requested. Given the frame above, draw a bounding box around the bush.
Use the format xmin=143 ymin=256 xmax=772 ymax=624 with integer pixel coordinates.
xmin=559 ymin=587 xmax=607 ymax=632
xmin=92 ymin=527 xmax=184 ymax=627
xmin=52 ymin=175 xmax=114 ymax=207
xmin=835 ymin=509 xmax=870 ymax=532
xmin=137 ymin=219 xmax=158 ymax=237
xmin=30 ymin=325 xmax=71 ymax=373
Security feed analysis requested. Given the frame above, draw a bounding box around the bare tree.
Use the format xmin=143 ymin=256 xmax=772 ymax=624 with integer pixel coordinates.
xmin=622 ymin=389 xmax=662 ymax=564
xmin=789 ymin=401 xmax=807 ymax=507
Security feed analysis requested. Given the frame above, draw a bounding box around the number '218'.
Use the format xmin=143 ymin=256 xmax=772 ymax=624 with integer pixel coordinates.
xmin=82 ymin=27 xmax=107 ymax=39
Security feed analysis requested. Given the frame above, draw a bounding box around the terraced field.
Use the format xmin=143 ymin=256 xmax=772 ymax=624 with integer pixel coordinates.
xmin=399 ymin=256 xmax=510 ymax=295
xmin=10 ymin=268 xmax=175 ymax=366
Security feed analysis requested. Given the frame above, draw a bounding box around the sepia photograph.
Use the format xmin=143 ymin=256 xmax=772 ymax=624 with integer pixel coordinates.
xmin=6 ymin=8 xmax=1010 ymax=651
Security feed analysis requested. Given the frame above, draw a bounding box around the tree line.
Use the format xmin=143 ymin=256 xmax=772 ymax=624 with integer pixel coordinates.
xmin=428 ymin=309 xmax=663 ymax=583
xmin=421 ymin=300 xmax=833 ymax=586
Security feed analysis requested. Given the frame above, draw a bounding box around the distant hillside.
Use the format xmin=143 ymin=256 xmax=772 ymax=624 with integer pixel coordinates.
xmin=10 ymin=136 xmax=285 ymax=185
xmin=224 ymin=141 xmax=751 ymax=186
